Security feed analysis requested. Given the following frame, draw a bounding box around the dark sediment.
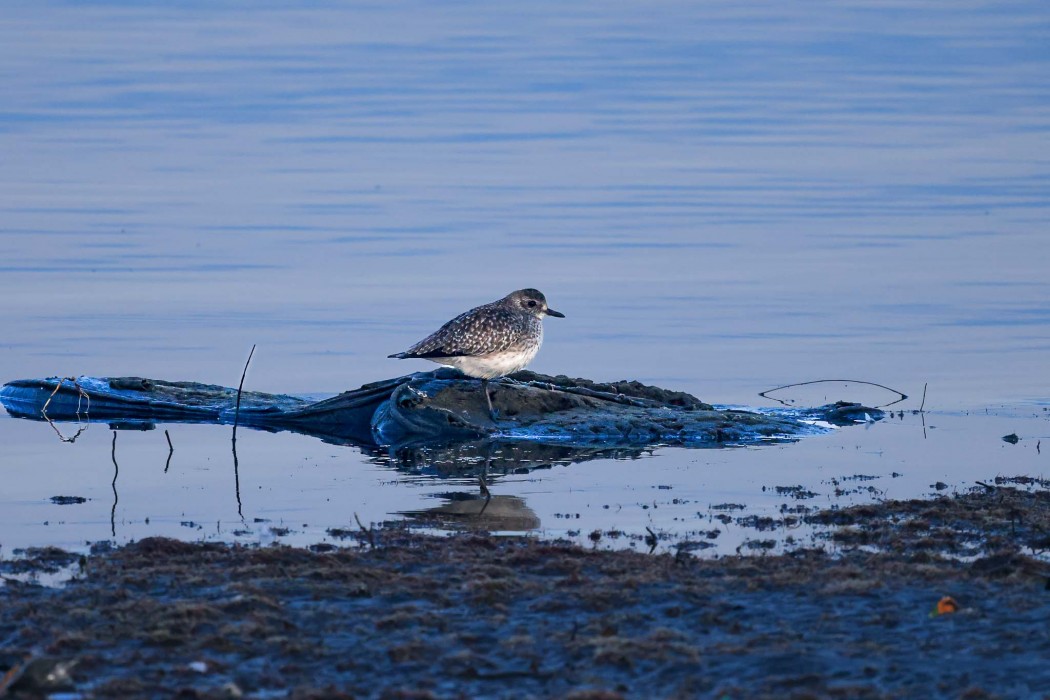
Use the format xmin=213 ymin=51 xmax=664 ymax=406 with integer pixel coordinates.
xmin=2 ymin=486 xmax=1049 ymax=699
xmin=806 ymin=484 xmax=1050 ymax=557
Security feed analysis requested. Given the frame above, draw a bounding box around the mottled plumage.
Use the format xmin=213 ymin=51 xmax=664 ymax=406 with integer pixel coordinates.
xmin=389 ymin=289 xmax=565 ymax=419
xmin=395 ymin=305 xmax=541 ymax=366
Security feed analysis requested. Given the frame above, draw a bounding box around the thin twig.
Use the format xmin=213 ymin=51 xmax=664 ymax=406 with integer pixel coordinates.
xmin=354 ymin=512 xmax=376 ymax=549
xmin=523 ymin=381 xmax=652 ymax=407
xmin=918 ymin=383 xmax=928 ymax=412
xmin=645 ymin=526 xmax=658 ymax=554
xmin=74 ymin=379 xmax=90 ymax=416
xmin=41 ymin=377 xmax=91 ymax=418
xmin=759 ymin=379 xmax=908 ymax=408
xmin=477 ymin=497 xmax=492 ymax=519
xmin=231 ymin=346 xmax=254 ymax=519
xmin=233 ymin=344 xmax=257 ymax=436
xmin=41 ymin=379 xmax=64 ymax=417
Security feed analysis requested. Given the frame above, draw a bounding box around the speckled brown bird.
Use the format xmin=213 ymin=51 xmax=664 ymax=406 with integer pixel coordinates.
xmin=388 ymin=288 xmax=565 ymax=420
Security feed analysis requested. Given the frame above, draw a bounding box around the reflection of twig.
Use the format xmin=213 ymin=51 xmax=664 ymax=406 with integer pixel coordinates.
xmin=914 ymin=382 xmax=930 ymax=439
xmin=110 ymin=431 xmax=119 ymax=538
xmin=232 ymin=437 xmax=243 ymax=520
xmin=164 ymin=430 xmax=174 ymax=473
xmin=41 ymin=377 xmax=92 ymax=443
xmin=44 ymin=416 xmax=88 ymax=444
xmin=759 ymin=379 xmax=907 ymax=409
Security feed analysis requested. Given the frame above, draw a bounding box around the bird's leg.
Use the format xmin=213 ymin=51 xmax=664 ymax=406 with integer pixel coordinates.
xmin=477 ymin=443 xmax=493 ymax=515
xmin=481 ymin=378 xmax=499 ymax=422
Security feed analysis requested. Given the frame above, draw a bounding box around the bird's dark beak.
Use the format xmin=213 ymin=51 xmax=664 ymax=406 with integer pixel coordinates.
xmin=546 ymin=308 xmax=565 ymax=318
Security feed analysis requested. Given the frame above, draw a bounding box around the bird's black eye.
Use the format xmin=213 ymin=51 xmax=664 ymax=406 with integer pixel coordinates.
xmin=527 ymin=300 xmax=537 ymax=308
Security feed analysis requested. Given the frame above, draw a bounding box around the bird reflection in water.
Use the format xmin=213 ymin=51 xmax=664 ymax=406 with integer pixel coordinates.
xmin=400 ymin=493 xmax=540 ymax=532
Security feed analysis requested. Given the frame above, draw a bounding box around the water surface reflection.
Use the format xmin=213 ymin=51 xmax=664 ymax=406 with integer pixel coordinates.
xmin=2 ymin=1 xmax=1048 ymax=556
xmin=2 ymin=404 xmax=1047 ymax=559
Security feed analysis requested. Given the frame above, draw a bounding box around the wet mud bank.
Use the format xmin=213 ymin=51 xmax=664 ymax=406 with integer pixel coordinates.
xmin=1 ymin=370 xmax=879 ymax=449
xmin=2 ymin=486 xmax=1049 ymax=698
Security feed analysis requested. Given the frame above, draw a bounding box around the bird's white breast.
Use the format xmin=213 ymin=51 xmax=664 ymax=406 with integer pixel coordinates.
xmin=421 ymin=314 xmax=545 ymax=379
xmin=438 ymin=345 xmax=540 ymax=379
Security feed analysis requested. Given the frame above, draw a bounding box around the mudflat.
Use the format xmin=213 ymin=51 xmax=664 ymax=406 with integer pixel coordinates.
xmin=2 ymin=485 xmax=1048 ymax=699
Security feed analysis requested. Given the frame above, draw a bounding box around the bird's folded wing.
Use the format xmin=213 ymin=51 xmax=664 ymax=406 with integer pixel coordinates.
xmin=404 ymin=307 xmax=519 ymax=358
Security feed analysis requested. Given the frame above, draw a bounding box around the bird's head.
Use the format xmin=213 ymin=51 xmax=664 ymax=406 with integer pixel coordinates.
xmin=508 ymin=288 xmax=565 ymax=319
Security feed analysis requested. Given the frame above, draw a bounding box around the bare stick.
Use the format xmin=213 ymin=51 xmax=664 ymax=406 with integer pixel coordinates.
xmin=759 ymin=379 xmax=908 ymax=409
xmin=73 ymin=378 xmax=90 ymax=416
xmin=41 ymin=377 xmax=91 ymax=418
xmin=918 ymin=383 xmax=928 ymax=412
xmin=233 ymin=344 xmax=257 ymax=435
xmin=40 ymin=379 xmax=64 ymax=417
xmin=354 ymin=512 xmax=376 ymax=549
xmin=230 ymin=346 xmax=254 ymax=518
xmin=525 ymin=381 xmax=652 ymax=407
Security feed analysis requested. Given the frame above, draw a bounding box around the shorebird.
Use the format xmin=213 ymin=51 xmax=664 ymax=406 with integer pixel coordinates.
xmin=388 ymin=288 xmax=565 ymax=420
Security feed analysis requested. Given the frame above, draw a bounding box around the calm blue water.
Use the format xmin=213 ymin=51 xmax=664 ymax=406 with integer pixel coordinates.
xmin=1 ymin=1 xmax=1048 ymax=556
